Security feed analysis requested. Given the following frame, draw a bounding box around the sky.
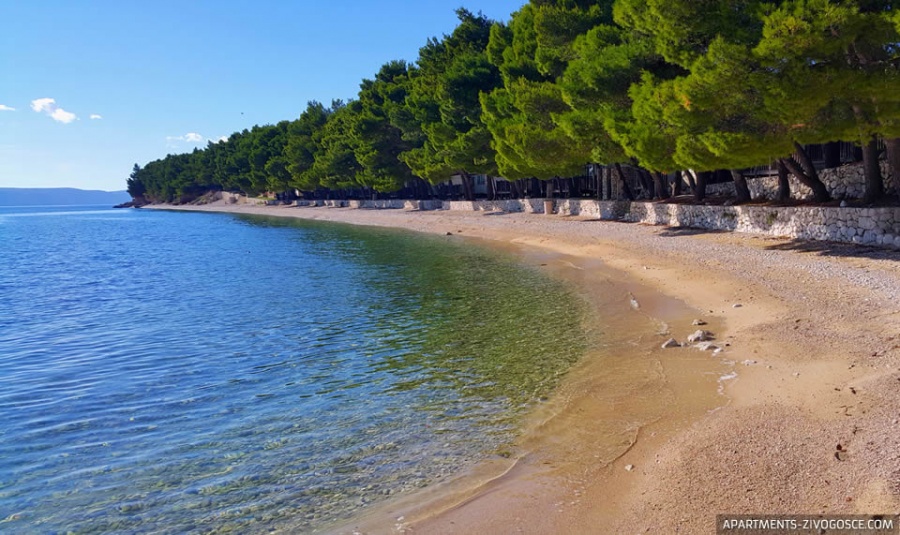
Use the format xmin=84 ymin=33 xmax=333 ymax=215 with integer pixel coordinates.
xmin=1 ymin=0 xmax=526 ymax=191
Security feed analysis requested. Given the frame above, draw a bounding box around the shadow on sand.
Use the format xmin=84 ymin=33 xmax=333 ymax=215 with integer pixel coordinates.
xmin=760 ymin=239 xmax=900 ymax=260
xmin=655 ymin=226 xmax=730 ymax=238
xmin=646 ymin=224 xmax=899 ymax=261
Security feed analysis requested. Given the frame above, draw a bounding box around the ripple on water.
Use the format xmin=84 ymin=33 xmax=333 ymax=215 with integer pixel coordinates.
xmin=0 ymin=207 xmax=589 ymax=533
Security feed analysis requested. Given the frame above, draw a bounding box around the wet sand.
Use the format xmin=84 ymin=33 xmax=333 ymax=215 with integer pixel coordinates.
xmin=146 ymin=201 xmax=900 ymax=533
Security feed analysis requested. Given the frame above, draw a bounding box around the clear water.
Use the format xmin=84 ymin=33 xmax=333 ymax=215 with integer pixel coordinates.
xmin=0 ymin=206 xmax=588 ymax=533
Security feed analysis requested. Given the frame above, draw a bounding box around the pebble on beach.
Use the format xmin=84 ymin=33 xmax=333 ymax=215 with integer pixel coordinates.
xmin=687 ymin=330 xmax=713 ymax=343
xmin=662 ymin=338 xmax=681 ymax=349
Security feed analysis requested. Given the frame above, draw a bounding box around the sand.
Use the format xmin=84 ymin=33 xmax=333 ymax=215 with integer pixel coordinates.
xmin=145 ymin=201 xmax=900 ymax=533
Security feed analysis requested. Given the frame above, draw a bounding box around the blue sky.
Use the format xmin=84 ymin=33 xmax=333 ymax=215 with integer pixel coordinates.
xmin=1 ymin=0 xmax=525 ymax=191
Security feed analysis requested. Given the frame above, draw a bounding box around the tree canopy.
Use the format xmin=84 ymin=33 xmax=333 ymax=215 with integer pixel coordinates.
xmin=129 ymin=1 xmax=900 ymax=205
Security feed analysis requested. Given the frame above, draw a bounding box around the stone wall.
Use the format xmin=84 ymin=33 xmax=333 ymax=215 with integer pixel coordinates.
xmin=442 ymin=198 xmax=633 ymax=219
xmin=619 ymin=202 xmax=900 ymax=247
xmin=349 ymin=199 xmax=443 ymax=210
xmin=440 ymin=199 xmax=900 ymax=248
xmin=704 ymin=161 xmax=896 ymax=201
xmin=222 ymin=191 xmax=900 ymax=248
xmin=442 ymin=198 xmax=546 ymax=213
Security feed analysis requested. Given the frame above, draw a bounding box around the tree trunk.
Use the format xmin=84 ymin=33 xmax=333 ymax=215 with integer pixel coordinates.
xmin=653 ymin=172 xmax=670 ymax=199
xmin=646 ymin=169 xmax=660 ymax=198
xmin=776 ymin=160 xmax=791 ymax=202
xmin=779 ymin=156 xmax=831 ymax=202
xmin=886 ymin=138 xmax=900 ymax=201
xmin=673 ymin=170 xmax=684 ymax=196
xmin=460 ymin=171 xmax=475 ymax=201
xmin=823 ymin=142 xmax=841 ymax=169
xmin=604 ymin=167 xmax=612 ymax=200
xmin=784 ymin=141 xmax=831 ymax=202
xmin=691 ymin=170 xmax=708 ymax=202
xmin=685 ymin=169 xmax=697 ymax=192
xmin=637 ymin=169 xmax=653 ymax=198
xmin=731 ymin=169 xmax=751 ymax=203
xmin=861 ymin=136 xmax=883 ymax=204
xmin=794 ymin=142 xmax=818 ymax=177
xmin=613 ymin=163 xmax=635 ymax=201
xmin=486 ymin=175 xmax=496 ymax=201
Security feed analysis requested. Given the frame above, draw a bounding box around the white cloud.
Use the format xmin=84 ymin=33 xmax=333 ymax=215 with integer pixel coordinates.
xmin=30 ymin=98 xmax=54 ymax=113
xmin=0 ymin=105 xmax=15 ymax=112
xmin=90 ymin=114 xmax=102 ymax=120
xmin=165 ymin=132 xmax=229 ymax=146
xmin=30 ymin=98 xmax=77 ymax=123
xmin=166 ymin=132 xmax=208 ymax=145
xmin=51 ymin=108 xmax=77 ymax=123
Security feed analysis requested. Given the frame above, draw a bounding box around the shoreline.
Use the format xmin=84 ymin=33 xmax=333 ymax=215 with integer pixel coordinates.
xmin=146 ymin=202 xmax=900 ymax=532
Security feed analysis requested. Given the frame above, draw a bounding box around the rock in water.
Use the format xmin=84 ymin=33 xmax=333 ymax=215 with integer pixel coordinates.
xmin=687 ymin=330 xmax=712 ymax=343
xmin=661 ymin=338 xmax=681 ymax=349
xmin=628 ymin=293 xmax=640 ymax=310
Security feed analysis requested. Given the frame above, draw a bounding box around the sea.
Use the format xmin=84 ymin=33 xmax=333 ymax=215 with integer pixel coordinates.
xmin=0 ymin=205 xmax=589 ymax=534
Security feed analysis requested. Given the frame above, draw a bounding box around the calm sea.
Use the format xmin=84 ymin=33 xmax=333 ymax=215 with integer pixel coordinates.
xmin=0 ymin=206 xmax=588 ymax=533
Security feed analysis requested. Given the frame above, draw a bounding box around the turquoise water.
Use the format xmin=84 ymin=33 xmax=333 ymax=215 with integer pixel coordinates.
xmin=0 ymin=206 xmax=587 ymax=533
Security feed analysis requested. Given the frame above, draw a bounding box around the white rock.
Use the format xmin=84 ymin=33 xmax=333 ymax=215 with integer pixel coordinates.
xmin=625 ymin=464 xmax=635 ymax=472
xmin=687 ymin=330 xmax=712 ymax=343
xmin=661 ymin=338 xmax=681 ymax=349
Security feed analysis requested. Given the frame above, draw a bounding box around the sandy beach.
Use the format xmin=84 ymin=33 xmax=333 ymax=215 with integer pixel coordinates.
xmin=147 ymin=201 xmax=900 ymax=533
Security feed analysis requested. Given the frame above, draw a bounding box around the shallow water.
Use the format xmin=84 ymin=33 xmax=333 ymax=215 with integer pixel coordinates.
xmin=0 ymin=206 xmax=588 ymax=533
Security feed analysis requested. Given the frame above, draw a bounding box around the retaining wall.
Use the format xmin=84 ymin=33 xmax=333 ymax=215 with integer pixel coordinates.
xmin=221 ymin=192 xmax=900 ymax=248
xmin=348 ymin=199 xmax=443 ymax=210
xmin=442 ymin=198 xmax=900 ymax=248
xmin=706 ymin=161 xmax=897 ymax=201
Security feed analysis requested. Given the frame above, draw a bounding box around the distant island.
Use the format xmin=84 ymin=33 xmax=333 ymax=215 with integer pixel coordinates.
xmin=0 ymin=188 xmax=132 ymax=207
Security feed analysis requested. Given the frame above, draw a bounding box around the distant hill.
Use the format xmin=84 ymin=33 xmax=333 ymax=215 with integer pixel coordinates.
xmin=0 ymin=188 xmax=132 ymax=207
